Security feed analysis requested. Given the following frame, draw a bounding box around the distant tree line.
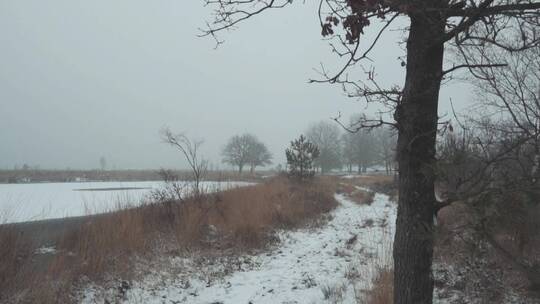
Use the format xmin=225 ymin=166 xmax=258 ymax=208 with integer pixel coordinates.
xmin=304 ymin=118 xmax=396 ymax=175
xmin=219 ymin=118 xmax=396 ymax=176
xmin=164 ymin=118 xmax=395 ymax=180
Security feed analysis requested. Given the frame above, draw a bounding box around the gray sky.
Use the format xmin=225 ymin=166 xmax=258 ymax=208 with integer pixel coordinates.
xmin=0 ymin=0 xmax=473 ymax=170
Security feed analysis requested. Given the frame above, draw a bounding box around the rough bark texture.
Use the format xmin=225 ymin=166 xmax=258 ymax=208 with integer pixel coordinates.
xmin=393 ymin=12 xmax=445 ymax=304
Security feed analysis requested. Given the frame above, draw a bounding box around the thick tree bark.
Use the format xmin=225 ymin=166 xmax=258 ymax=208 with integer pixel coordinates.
xmin=393 ymin=12 xmax=445 ymax=304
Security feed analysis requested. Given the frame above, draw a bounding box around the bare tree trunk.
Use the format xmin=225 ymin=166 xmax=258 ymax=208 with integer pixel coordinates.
xmin=238 ymin=165 xmax=243 ymax=174
xmin=393 ymin=13 xmax=444 ymax=304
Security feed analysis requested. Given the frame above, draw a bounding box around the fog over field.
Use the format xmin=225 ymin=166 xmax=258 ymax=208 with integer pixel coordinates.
xmin=0 ymin=0 xmax=471 ymax=170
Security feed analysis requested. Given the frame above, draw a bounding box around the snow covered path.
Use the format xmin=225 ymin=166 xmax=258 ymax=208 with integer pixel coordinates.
xmin=82 ymin=192 xmax=396 ymax=304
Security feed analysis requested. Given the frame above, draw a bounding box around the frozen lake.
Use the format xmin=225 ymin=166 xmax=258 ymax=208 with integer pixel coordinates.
xmin=0 ymin=181 xmax=252 ymax=224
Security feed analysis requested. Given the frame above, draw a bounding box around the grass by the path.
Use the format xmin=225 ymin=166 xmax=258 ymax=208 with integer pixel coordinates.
xmin=0 ymin=176 xmax=338 ymax=303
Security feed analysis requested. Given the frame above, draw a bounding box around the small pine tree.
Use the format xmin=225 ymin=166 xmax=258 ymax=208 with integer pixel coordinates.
xmin=285 ymin=135 xmax=320 ymax=179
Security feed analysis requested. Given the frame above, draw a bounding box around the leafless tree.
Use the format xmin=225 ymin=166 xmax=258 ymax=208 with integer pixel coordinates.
xmin=437 ymin=44 xmax=540 ymax=207
xmin=161 ymin=127 xmax=208 ymax=197
xmin=149 ymin=168 xmax=188 ymax=203
xmin=200 ymin=0 xmax=540 ymax=302
xmin=341 ymin=116 xmax=379 ymax=173
xmin=222 ymin=134 xmax=250 ymax=173
xmin=340 ymin=114 xmax=396 ymax=174
xmin=375 ymin=125 xmax=397 ymax=175
xmin=436 ymin=119 xmax=540 ymax=290
xmin=341 ymin=132 xmax=357 ymax=173
xmin=248 ymin=141 xmax=273 ymax=173
xmin=436 ymin=45 xmax=540 ymax=290
xmin=475 ymin=45 xmax=540 ymax=179
xmin=99 ymin=156 xmax=107 ymax=171
xmin=306 ymin=121 xmax=342 ymax=173
xmin=222 ymin=133 xmax=270 ymax=173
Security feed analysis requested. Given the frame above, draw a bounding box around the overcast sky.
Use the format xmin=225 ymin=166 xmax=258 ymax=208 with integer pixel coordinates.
xmin=0 ymin=0 xmax=473 ymax=170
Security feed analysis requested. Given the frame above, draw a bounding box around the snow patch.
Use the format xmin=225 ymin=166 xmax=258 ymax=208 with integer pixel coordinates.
xmin=35 ymin=246 xmax=57 ymax=255
xmin=0 ymin=181 xmax=253 ymax=223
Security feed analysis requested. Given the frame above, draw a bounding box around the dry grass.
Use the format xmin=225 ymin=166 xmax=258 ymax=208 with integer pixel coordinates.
xmin=364 ymin=267 xmax=394 ymax=304
xmin=346 ymin=223 xmax=394 ymax=304
xmin=352 ymin=175 xmax=394 ymax=185
xmin=348 ymin=189 xmax=375 ymax=205
xmin=341 ymin=175 xmax=394 ymax=188
xmin=0 ymin=225 xmax=68 ymax=303
xmin=338 ymin=175 xmax=397 ymax=202
xmin=362 ymin=232 xmax=394 ymax=304
xmin=336 ymin=182 xmax=357 ymax=195
xmin=0 ymin=176 xmax=337 ymax=303
xmin=200 ymin=178 xmax=337 ymax=247
xmin=435 ymin=197 xmax=540 ymax=300
xmin=335 ymin=176 xmax=384 ymax=205
xmin=0 ymin=226 xmax=31 ymax=295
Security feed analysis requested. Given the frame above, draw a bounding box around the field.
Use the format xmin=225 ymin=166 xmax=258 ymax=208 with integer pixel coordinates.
xmin=0 ymin=176 xmax=340 ymax=303
xmin=0 ymin=169 xmax=267 ymax=184
xmin=0 ymin=181 xmax=252 ymax=223
xmin=1 ymin=174 xmax=536 ymax=303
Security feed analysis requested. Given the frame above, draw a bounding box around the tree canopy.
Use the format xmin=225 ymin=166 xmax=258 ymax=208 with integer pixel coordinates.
xmin=222 ymin=133 xmax=272 ymax=173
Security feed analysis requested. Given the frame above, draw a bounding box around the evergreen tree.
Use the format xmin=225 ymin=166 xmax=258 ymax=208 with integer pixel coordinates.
xmin=285 ymin=135 xmax=320 ymax=179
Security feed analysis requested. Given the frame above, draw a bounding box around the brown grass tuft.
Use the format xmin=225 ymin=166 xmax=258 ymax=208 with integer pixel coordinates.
xmin=347 ymin=189 xmax=375 ymax=205
xmin=365 ymin=267 xmax=394 ymax=304
xmin=0 ymin=226 xmax=31 ymax=294
xmin=343 ymin=175 xmax=397 ymax=200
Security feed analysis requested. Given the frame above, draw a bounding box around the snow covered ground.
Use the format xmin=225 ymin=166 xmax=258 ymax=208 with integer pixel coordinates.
xmin=81 ymin=192 xmax=397 ymax=304
xmin=0 ymin=181 xmax=252 ymax=223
